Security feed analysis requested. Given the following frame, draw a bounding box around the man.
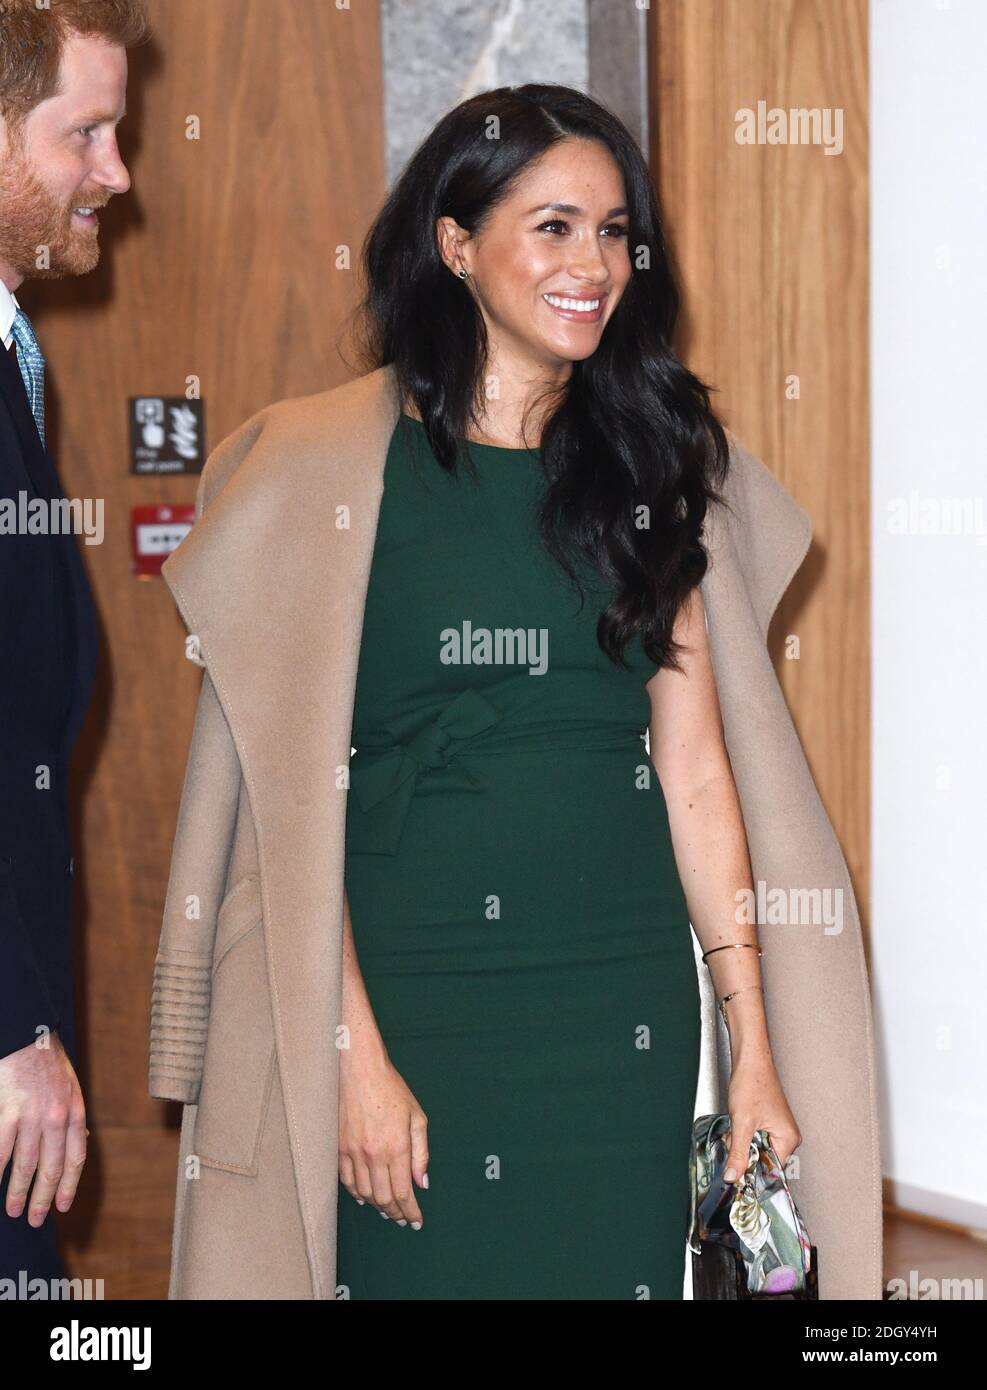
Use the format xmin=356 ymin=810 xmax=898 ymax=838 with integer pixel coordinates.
xmin=0 ymin=0 xmax=145 ymax=1288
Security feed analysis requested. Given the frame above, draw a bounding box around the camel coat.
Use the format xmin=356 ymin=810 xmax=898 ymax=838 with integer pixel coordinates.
xmin=149 ymin=364 xmax=883 ymax=1300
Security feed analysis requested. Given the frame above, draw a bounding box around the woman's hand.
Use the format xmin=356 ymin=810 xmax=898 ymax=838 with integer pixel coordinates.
xmin=338 ymin=1045 xmax=429 ymax=1229
xmin=722 ymin=1053 xmax=802 ymax=1183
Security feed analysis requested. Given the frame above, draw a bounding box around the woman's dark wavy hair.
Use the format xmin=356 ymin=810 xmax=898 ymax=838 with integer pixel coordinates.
xmin=350 ymin=83 xmax=732 ymax=674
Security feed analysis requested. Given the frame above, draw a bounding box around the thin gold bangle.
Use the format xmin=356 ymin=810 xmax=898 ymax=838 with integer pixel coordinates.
xmin=718 ymin=984 xmax=764 ymax=1023
xmin=701 ymin=942 xmax=763 ymax=964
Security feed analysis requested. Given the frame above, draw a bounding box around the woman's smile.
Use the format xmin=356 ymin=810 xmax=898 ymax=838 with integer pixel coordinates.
xmin=541 ymin=289 xmax=609 ymax=323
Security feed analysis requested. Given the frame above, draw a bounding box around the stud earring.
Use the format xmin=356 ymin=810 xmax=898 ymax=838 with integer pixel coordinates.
xmin=458 ymin=268 xmax=469 ymax=279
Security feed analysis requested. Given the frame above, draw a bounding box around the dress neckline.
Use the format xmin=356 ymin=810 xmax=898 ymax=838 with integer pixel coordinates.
xmin=399 ymin=412 xmax=539 ymax=456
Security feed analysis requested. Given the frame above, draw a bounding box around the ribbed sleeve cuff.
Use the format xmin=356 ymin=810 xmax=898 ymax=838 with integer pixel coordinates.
xmin=149 ymin=951 xmax=212 ymax=1103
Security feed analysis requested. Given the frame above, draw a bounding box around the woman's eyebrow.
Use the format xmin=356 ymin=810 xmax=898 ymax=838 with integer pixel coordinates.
xmin=525 ymin=202 xmax=628 ymax=217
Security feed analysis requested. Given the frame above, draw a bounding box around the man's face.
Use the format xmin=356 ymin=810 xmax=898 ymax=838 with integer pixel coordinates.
xmin=0 ymin=31 xmax=130 ymax=286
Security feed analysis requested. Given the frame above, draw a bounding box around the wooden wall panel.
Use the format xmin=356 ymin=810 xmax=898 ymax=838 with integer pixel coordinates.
xmin=27 ymin=0 xmax=385 ymax=1297
xmin=649 ymin=1 xmax=870 ymax=943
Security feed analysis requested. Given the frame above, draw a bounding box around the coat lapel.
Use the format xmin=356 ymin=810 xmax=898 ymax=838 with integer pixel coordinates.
xmin=161 ymin=365 xmax=818 ymax=1297
xmin=704 ymin=429 xmax=813 ymax=637
xmin=161 ymin=366 xmax=401 ymax=1297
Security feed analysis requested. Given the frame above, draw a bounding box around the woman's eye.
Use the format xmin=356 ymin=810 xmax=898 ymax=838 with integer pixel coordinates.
xmin=78 ymin=127 xmax=94 ymax=139
xmin=537 ymin=220 xmax=629 ymax=238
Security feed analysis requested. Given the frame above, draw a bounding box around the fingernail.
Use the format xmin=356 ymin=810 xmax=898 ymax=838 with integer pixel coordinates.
xmin=356 ymin=1198 xmax=365 ymax=1205
xmin=397 ymin=1219 xmax=407 ymax=1226
xmin=411 ymin=1221 xmax=422 ymax=1231
xmin=422 ymin=1172 xmax=429 ymax=1189
xmin=723 ymin=1167 xmax=737 ymax=1182
xmin=380 ymin=1211 xmax=389 ymax=1220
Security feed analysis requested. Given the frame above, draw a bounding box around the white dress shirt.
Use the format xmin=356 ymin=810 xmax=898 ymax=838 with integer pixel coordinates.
xmin=1 ymin=279 xmax=21 ymax=351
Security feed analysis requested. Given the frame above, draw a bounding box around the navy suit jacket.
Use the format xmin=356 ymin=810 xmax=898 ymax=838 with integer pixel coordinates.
xmin=0 ymin=338 xmax=97 ymax=1071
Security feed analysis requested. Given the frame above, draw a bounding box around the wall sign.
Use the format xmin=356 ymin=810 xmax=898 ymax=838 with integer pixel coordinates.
xmin=129 ymin=396 xmax=205 ymax=474
xmin=131 ymin=504 xmax=195 ymax=578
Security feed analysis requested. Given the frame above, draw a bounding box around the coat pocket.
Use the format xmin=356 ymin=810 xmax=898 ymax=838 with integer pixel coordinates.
xmin=192 ymin=874 xmax=276 ymax=1176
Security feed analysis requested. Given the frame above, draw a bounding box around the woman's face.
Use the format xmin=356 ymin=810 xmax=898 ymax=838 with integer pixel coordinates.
xmin=438 ymin=138 xmax=632 ymax=376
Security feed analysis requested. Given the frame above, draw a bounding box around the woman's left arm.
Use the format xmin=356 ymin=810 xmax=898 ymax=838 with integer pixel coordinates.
xmin=646 ymin=586 xmax=802 ymax=1182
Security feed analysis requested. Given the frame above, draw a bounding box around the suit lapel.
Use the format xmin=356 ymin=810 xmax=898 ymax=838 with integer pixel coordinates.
xmin=0 ymin=338 xmax=99 ymax=749
xmin=0 ymin=339 xmax=54 ymax=501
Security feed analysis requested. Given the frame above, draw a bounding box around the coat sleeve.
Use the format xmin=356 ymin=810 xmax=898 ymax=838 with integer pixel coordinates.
xmin=149 ymin=663 xmax=242 ymax=1103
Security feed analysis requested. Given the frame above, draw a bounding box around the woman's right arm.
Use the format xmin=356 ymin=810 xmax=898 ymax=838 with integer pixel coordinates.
xmin=337 ymin=891 xmax=429 ymax=1229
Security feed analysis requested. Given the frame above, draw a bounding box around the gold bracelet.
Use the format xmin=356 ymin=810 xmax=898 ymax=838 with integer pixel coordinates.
xmin=701 ymin=942 xmax=763 ymax=964
xmin=718 ymin=984 xmax=764 ymax=1024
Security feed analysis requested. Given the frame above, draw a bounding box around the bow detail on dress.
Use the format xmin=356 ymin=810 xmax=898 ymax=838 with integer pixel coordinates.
xmin=347 ymin=686 xmax=504 ymax=855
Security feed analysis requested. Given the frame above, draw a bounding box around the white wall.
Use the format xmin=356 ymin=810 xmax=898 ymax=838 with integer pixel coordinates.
xmin=871 ymin=0 xmax=987 ymax=1228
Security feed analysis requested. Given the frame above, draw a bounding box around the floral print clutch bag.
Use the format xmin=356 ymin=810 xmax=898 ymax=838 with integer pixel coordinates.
xmin=688 ymin=1113 xmax=818 ymax=1300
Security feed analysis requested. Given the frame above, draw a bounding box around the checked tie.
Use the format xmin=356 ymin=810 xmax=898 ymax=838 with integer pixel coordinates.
xmin=10 ymin=306 xmax=47 ymax=449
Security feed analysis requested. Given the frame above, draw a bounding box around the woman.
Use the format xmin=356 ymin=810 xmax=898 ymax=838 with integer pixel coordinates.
xmin=332 ymin=83 xmax=800 ymax=1300
xmin=151 ymin=84 xmax=881 ymax=1302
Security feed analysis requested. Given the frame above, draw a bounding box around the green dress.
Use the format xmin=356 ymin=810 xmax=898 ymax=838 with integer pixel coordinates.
xmin=336 ymin=414 xmax=701 ymax=1300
